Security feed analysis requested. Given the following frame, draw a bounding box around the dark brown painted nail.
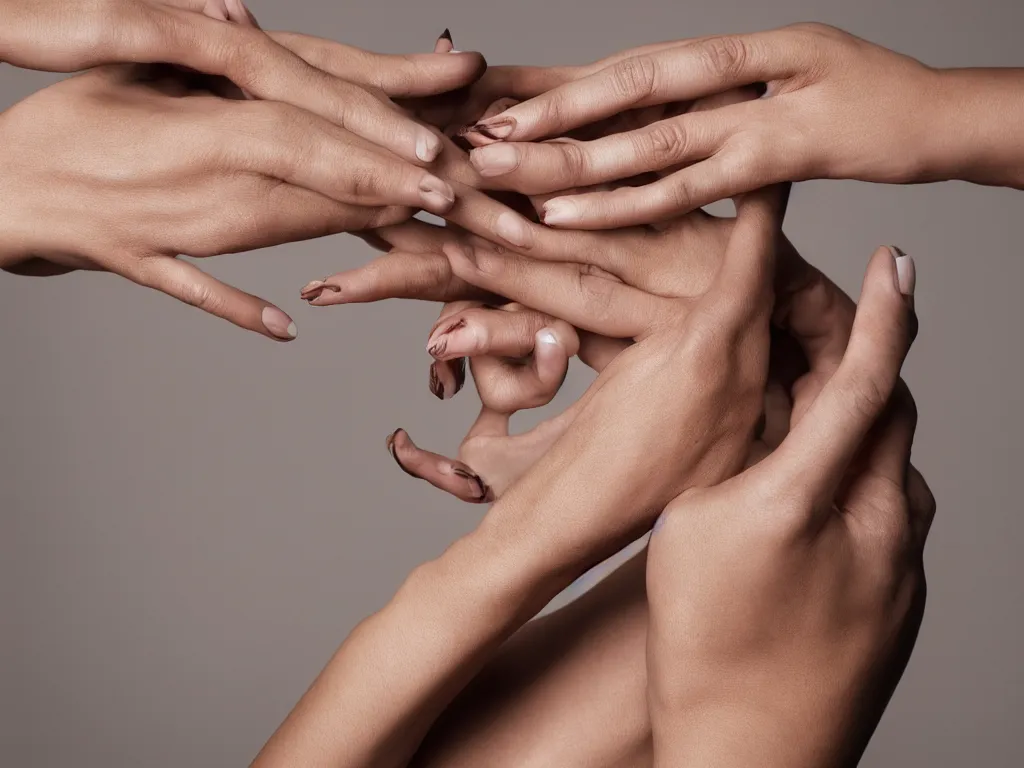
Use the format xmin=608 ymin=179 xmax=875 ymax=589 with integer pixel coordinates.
xmin=428 ymin=363 xmax=444 ymax=399
xmin=452 ymin=466 xmax=490 ymax=501
xmin=439 ymin=28 xmax=453 ymax=44
xmin=386 ymin=429 xmax=418 ymax=478
xmin=452 ymin=357 xmax=466 ymax=396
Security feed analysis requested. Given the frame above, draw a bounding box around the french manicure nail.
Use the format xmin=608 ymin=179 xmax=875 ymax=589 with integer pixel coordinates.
xmin=416 ymin=132 xmax=443 ymax=163
xmin=495 ymin=211 xmax=532 ymax=248
xmin=470 ymin=144 xmax=520 ymax=177
xmin=542 ymin=198 xmax=577 ymax=227
xmin=472 ymin=116 xmax=515 ymax=140
xmin=261 ymin=306 xmax=297 ymax=340
xmin=419 ymin=175 xmax=455 ymax=212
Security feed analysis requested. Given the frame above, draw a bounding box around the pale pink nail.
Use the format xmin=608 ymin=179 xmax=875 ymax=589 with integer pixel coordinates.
xmin=470 ymin=144 xmax=520 ymax=177
xmin=542 ymin=198 xmax=577 ymax=227
xmin=495 ymin=211 xmax=532 ymax=248
xmin=261 ymin=306 xmax=297 ymax=340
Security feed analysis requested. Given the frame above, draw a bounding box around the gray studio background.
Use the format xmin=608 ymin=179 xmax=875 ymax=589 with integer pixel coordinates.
xmin=1 ymin=0 xmax=1021 ymax=765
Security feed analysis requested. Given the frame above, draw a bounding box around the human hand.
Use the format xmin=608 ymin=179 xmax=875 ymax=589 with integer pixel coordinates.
xmin=468 ymin=183 xmax=786 ymax=582
xmin=465 ymin=24 xmax=949 ymax=227
xmin=0 ymin=66 xmax=460 ymax=339
xmin=646 ymin=246 xmax=930 ymax=768
xmin=0 ymin=1 xmax=485 ymax=165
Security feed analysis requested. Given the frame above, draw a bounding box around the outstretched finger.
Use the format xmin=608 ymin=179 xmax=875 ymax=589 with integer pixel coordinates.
xmin=117 ymin=255 xmax=297 ymax=341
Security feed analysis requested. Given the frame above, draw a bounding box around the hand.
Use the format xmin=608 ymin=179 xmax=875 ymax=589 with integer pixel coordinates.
xmin=0 ymin=1 xmax=485 ymax=164
xmin=0 ymin=66 xmax=459 ymax=339
xmin=646 ymin=247 xmax=930 ymax=767
xmin=388 ymin=308 xmax=630 ymax=503
xmin=465 ymin=24 xmax=951 ymax=227
xmin=471 ymin=184 xmax=786 ymax=583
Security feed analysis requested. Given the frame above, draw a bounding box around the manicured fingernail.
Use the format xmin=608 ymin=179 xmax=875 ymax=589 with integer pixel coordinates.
xmin=428 ymin=362 xmax=445 ymax=399
xmin=385 ymin=429 xmax=417 ymax=477
xmin=452 ymin=466 xmax=490 ymax=501
xmin=470 ymin=144 xmax=520 ymax=177
xmin=472 ymin=116 xmax=515 ymax=140
xmin=416 ymin=132 xmax=443 ymax=163
xmin=427 ymin=318 xmax=467 ymax=359
xmin=439 ymin=28 xmax=453 ymax=44
xmin=495 ymin=211 xmax=532 ymax=248
xmin=542 ymin=198 xmax=577 ymax=227
xmin=892 ymin=247 xmax=916 ymax=297
xmin=419 ymin=175 xmax=455 ymax=212
xmin=261 ymin=306 xmax=297 ymax=340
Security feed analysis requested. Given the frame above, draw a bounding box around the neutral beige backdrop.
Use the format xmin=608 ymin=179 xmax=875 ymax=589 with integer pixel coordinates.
xmin=1 ymin=0 xmax=1022 ymax=765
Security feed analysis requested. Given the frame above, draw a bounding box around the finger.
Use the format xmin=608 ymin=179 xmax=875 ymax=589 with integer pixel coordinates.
xmin=862 ymin=380 xmax=918 ymax=488
xmin=577 ymin=333 xmax=632 ymax=372
xmin=385 ymin=429 xmax=491 ymax=502
xmin=443 ymin=185 xmax=648 ymax=280
xmin=117 ymin=255 xmax=297 ymax=341
xmin=302 ymin=251 xmax=494 ymax=306
xmin=467 ymin=325 xmax=577 ymax=413
xmin=425 ymin=305 xmax=562 ymax=361
xmin=906 ymin=464 xmax=937 ymax=541
xmin=466 ymin=30 xmax=806 ymax=141
xmin=768 ymin=247 xmax=918 ymax=502
xmin=160 ymin=10 xmax=448 ymax=164
xmin=222 ymin=100 xmax=455 ymax=214
xmin=371 ymin=219 xmax=452 ymax=253
xmin=268 ymin=31 xmax=487 ymax=98
xmin=704 ymin=183 xmax=789 ymax=322
xmin=467 ymin=107 xmax=729 ymax=195
xmin=429 ymin=356 xmax=468 ymax=401
xmin=443 ymin=240 xmax=661 ymax=339
xmin=539 ymin=127 xmax=780 ymax=227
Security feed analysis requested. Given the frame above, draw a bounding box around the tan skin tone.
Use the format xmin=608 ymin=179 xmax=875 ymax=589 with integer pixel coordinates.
xmin=255 ymin=187 xmax=786 ymax=767
xmin=465 ymin=22 xmax=1024 ymax=228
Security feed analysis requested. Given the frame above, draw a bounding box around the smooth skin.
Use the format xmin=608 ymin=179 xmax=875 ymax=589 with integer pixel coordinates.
xmin=466 ymin=23 xmax=1024 ymax=228
xmin=254 ymin=186 xmax=784 ymax=768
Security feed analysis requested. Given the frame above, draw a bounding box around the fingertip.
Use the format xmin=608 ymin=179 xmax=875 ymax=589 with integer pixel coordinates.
xmin=260 ymin=305 xmax=298 ymax=341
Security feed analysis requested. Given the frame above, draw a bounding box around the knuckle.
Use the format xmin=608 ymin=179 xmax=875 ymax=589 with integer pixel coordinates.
xmin=637 ymin=120 xmax=689 ymax=166
xmin=556 ymin=141 xmax=590 ymax=181
xmin=609 ymin=55 xmax=658 ymax=105
xmin=698 ymin=35 xmax=749 ymax=81
xmin=840 ymin=370 xmax=890 ymax=423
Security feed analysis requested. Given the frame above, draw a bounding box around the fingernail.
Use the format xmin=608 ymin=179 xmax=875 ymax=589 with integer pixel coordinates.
xmin=261 ymin=306 xmax=297 ymax=340
xmin=427 ymin=318 xmax=467 ymax=360
xmin=452 ymin=356 xmax=466 ymax=396
xmin=419 ymin=175 xmax=455 ymax=212
xmin=495 ymin=211 xmax=532 ymax=248
xmin=428 ymin=362 xmax=445 ymax=399
xmin=536 ymin=328 xmax=559 ymax=346
xmin=386 ymin=429 xmax=417 ymax=478
xmin=472 ymin=116 xmax=515 ymax=140
xmin=452 ymin=466 xmax=490 ymax=501
xmin=416 ymin=132 xmax=443 ymax=163
xmin=470 ymin=144 xmax=520 ymax=177
xmin=542 ymin=198 xmax=577 ymax=227
xmin=892 ymin=247 xmax=916 ymax=297
xmin=439 ymin=27 xmax=453 ymax=44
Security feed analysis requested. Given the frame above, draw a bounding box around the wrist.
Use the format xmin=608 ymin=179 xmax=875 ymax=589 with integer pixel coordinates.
xmin=921 ymin=67 xmax=1024 ymax=187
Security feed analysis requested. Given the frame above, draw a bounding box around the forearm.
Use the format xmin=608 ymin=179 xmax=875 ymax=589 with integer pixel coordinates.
xmin=413 ymin=547 xmax=652 ymax=768
xmin=924 ymin=67 xmax=1024 ymax=188
xmin=253 ymin=519 xmax=567 ymax=768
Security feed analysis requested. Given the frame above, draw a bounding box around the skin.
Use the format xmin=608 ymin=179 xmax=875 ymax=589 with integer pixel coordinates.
xmin=464 ymin=22 xmax=1024 ymax=228
xmin=0 ymin=0 xmax=489 ymax=164
xmin=412 ymin=250 xmax=929 ymax=768
xmin=254 ymin=187 xmax=785 ymax=767
xmin=0 ymin=64 xmax=459 ymax=339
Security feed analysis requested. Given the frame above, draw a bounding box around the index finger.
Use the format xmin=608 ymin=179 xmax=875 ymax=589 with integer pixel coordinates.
xmin=467 ymin=29 xmax=808 ymax=141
